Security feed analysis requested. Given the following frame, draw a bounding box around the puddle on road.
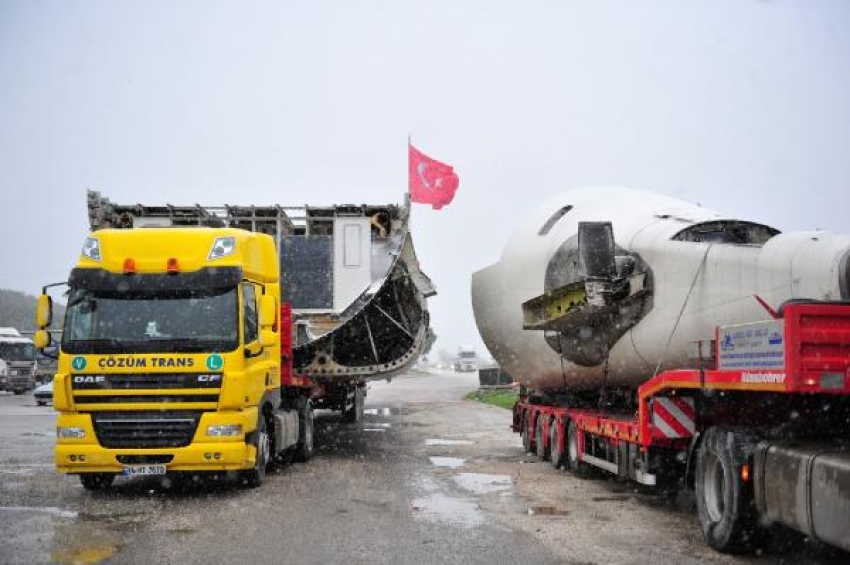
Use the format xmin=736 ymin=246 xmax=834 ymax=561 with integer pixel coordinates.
xmin=412 ymin=475 xmax=486 ymax=528
xmin=52 ymin=545 xmax=117 ymax=565
xmin=425 ymin=438 xmax=474 ymax=446
xmin=411 ymin=494 xmax=485 ymax=528
xmin=528 ymin=506 xmax=570 ymax=516
xmin=452 ymin=473 xmax=513 ymax=494
xmin=0 ymin=506 xmax=78 ymax=518
xmin=0 ymin=505 xmax=123 ymax=565
xmin=0 ymin=463 xmax=53 ymax=476
xmin=363 ymin=407 xmax=402 ymax=416
xmin=591 ymin=495 xmax=631 ymax=503
xmin=0 ymin=468 xmax=32 ymax=475
xmin=429 ymin=456 xmax=466 ymax=468
xmin=362 ymin=422 xmax=391 ymax=433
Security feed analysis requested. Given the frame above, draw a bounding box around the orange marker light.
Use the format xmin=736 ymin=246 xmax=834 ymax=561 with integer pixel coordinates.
xmin=167 ymin=257 xmax=180 ymax=273
xmin=123 ymin=258 xmax=136 ymax=274
xmin=741 ymin=464 xmax=750 ymax=482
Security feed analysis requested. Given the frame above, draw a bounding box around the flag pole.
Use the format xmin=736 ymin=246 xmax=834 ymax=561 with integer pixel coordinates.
xmin=406 ymin=133 xmax=412 ymax=208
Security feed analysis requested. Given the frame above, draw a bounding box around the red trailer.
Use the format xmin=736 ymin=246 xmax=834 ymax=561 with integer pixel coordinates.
xmin=515 ymin=302 xmax=850 ymax=553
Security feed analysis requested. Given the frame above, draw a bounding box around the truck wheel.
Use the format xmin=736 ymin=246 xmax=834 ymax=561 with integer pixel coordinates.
xmin=565 ymin=420 xmax=585 ymax=473
xmin=343 ymin=386 xmax=365 ymax=423
xmin=241 ymin=412 xmax=270 ymax=488
xmin=293 ymin=398 xmax=314 ymax=463
xmin=521 ymin=413 xmax=535 ymax=454
xmin=695 ymin=427 xmax=758 ymax=553
xmin=536 ymin=417 xmax=550 ymax=460
xmin=549 ymin=418 xmax=564 ymax=469
xmin=13 ymin=389 xmax=24 ymax=395
xmin=80 ymin=473 xmax=115 ymax=491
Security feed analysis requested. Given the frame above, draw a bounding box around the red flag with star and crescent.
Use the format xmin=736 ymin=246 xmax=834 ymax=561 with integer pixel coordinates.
xmin=408 ymin=144 xmax=459 ymax=210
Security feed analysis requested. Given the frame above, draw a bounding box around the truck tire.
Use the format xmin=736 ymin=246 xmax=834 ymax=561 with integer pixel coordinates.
xmin=565 ymin=419 xmax=585 ymax=473
xmin=549 ymin=418 xmax=564 ymax=469
xmin=342 ymin=386 xmax=365 ymax=424
xmin=13 ymin=389 xmax=24 ymax=395
xmin=293 ymin=398 xmax=314 ymax=463
xmin=522 ymin=412 xmax=535 ymax=454
xmin=695 ymin=427 xmax=758 ymax=553
xmin=80 ymin=473 xmax=115 ymax=491
xmin=241 ymin=411 xmax=270 ymax=488
xmin=536 ymin=416 xmax=550 ymax=460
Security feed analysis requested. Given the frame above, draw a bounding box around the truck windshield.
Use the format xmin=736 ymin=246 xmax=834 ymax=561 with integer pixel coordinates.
xmin=0 ymin=343 xmax=36 ymax=361
xmin=460 ymin=352 xmax=476 ymax=359
xmin=62 ymin=287 xmax=238 ymax=354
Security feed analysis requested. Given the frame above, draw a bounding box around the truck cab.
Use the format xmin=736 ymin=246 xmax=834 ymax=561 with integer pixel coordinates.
xmin=35 ymin=227 xmax=306 ymax=490
xmin=0 ymin=327 xmax=37 ymax=394
xmin=453 ymin=346 xmax=478 ymax=372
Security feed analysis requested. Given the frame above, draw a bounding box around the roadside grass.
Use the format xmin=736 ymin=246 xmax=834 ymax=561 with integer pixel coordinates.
xmin=465 ymin=388 xmax=518 ymax=410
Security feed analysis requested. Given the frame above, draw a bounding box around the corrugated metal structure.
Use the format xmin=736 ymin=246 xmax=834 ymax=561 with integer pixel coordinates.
xmin=85 ymin=190 xmax=436 ymax=381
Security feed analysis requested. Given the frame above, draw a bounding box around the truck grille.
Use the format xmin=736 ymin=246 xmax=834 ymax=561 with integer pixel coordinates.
xmin=71 ymin=373 xmax=222 ymax=390
xmin=92 ymin=411 xmax=201 ymax=448
xmin=71 ymin=373 xmax=221 ymax=408
xmin=9 ymin=375 xmax=32 ymax=388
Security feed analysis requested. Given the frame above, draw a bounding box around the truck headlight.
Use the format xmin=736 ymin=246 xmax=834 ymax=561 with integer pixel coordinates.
xmin=208 ymin=237 xmax=236 ymax=260
xmin=57 ymin=427 xmax=86 ymax=439
xmin=81 ymin=237 xmax=102 ymax=261
xmin=206 ymin=424 xmax=242 ymax=437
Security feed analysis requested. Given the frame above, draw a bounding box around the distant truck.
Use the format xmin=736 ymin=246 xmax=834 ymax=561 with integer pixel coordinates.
xmin=453 ymin=346 xmax=478 ymax=372
xmin=0 ymin=328 xmax=37 ymax=394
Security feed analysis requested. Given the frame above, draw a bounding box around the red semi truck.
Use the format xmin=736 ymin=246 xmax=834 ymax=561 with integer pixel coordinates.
xmin=515 ymin=302 xmax=850 ymax=553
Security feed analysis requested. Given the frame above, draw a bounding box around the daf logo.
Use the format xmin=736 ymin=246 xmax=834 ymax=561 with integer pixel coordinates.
xmin=73 ymin=375 xmax=106 ymax=384
xmin=198 ymin=374 xmax=221 ymax=383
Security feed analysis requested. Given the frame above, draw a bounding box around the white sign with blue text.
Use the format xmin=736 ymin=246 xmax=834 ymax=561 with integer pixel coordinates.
xmin=718 ymin=320 xmax=785 ymax=371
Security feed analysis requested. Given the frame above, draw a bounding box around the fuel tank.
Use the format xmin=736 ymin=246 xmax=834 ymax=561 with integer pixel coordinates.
xmin=471 ymin=187 xmax=850 ymax=393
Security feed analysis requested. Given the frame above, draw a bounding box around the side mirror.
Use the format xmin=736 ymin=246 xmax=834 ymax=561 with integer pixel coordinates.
xmin=260 ymin=329 xmax=276 ymax=348
xmin=259 ymin=295 xmax=277 ymax=329
xmin=34 ymin=330 xmax=52 ymax=350
xmin=36 ymin=294 xmax=53 ymax=329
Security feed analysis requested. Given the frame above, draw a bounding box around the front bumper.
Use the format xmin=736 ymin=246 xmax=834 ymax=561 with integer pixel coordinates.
xmin=55 ymin=409 xmax=258 ymax=474
xmin=56 ymin=441 xmax=255 ymax=474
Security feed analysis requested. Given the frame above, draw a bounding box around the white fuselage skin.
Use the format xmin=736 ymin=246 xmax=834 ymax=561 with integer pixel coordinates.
xmin=472 ymin=187 xmax=850 ymax=393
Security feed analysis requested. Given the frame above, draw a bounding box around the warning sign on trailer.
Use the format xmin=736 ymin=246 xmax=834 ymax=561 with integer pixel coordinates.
xmin=717 ymin=319 xmax=785 ymax=370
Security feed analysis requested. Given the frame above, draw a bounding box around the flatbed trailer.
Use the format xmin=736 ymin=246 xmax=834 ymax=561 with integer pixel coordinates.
xmin=515 ymin=302 xmax=850 ymax=553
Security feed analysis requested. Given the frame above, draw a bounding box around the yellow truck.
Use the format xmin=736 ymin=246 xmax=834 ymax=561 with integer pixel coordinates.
xmin=35 ymin=193 xmax=435 ymax=490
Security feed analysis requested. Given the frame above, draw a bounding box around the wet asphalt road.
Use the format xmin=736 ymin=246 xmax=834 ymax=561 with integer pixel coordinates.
xmin=1 ymin=371 xmax=847 ymax=565
xmin=0 ymin=372 xmax=559 ymax=565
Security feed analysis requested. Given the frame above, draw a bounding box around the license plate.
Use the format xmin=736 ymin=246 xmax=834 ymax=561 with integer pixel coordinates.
xmin=122 ymin=464 xmax=166 ymax=476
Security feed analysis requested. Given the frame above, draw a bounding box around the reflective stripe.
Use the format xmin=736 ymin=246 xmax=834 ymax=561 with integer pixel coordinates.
xmin=651 ymin=413 xmax=680 ymax=439
xmin=663 ymin=398 xmax=696 ymax=434
xmin=652 ymin=397 xmax=695 ymax=438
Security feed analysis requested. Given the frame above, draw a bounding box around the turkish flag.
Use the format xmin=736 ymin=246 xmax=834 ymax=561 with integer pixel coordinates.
xmin=409 ymin=144 xmax=459 ymax=210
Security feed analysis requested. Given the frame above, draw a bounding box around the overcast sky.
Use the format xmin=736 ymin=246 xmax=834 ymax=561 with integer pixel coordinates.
xmin=1 ymin=1 xmax=849 ymax=356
